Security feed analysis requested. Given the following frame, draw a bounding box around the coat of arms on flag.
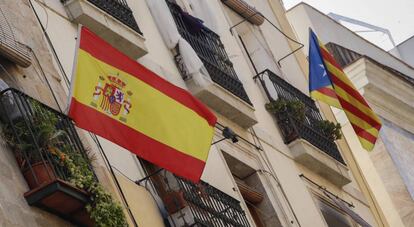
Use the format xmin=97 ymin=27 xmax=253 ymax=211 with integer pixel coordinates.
xmin=68 ymin=26 xmax=217 ymax=182
xmin=91 ymin=75 xmax=132 ymax=122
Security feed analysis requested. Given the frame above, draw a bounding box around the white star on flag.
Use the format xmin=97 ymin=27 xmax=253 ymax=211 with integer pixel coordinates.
xmin=319 ymin=64 xmax=327 ymax=77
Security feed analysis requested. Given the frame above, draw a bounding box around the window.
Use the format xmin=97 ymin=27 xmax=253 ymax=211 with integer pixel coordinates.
xmin=316 ymin=197 xmax=356 ymax=227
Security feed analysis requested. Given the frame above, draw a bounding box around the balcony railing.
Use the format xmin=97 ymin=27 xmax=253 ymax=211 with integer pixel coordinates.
xmin=141 ymin=168 xmax=251 ymax=227
xmin=0 ymin=88 xmax=96 ymax=225
xmin=254 ymin=70 xmax=345 ymax=165
xmin=167 ymin=1 xmax=252 ymax=105
xmin=62 ymin=0 xmax=142 ymax=34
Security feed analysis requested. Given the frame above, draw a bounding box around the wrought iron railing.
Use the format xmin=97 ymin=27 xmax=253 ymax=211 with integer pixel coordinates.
xmin=167 ymin=1 xmax=252 ymax=105
xmin=62 ymin=0 xmax=142 ymax=34
xmin=0 ymin=88 xmax=96 ymax=188
xmin=140 ymin=168 xmax=250 ymax=227
xmin=254 ymin=70 xmax=345 ymax=165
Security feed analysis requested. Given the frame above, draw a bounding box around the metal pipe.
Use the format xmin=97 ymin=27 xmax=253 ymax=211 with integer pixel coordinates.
xmin=299 ymin=174 xmax=354 ymax=208
xmin=229 ymin=11 xmax=262 ymax=35
xmin=135 ymin=168 xmax=164 ymax=184
xmin=238 ymin=35 xmax=259 ymax=75
xmin=28 ymin=0 xmax=71 ymax=88
xmin=211 ymin=137 xmax=226 ymax=145
xmin=215 ymin=122 xmax=262 ymax=151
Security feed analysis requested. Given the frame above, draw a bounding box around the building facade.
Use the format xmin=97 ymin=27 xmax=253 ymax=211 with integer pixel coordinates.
xmin=390 ymin=35 xmax=414 ymax=68
xmin=0 ymin=0 xmax=387 ymax=226
xmin=287 ymin=3 xmax=414 ymax=227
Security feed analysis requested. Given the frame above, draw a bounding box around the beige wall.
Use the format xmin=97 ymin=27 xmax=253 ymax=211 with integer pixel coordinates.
xmin=116 ymin=173 xmax=165 ymax=227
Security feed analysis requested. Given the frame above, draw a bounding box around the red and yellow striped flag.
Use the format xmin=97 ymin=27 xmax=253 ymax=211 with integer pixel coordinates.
xmin=309 ymin=30 xmax=381 ymax=151
xmin=68 ymin=26 xmax=217 ymax=181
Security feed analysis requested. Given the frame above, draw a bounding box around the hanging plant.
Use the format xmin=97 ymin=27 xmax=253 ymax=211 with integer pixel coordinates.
xmin=316 ymin=120 xmax=342 ymax=141
xmin=265 ymin=99 xmax=306 ymax=122
xmin=62 ymin=150 xmax=128 ymax=227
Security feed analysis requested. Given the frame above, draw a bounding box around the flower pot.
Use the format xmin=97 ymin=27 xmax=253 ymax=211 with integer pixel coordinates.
xmin=22 ymin=162 xmax=56 ymax=189
xmin=24 ymin=179 xmax=92 ymax=227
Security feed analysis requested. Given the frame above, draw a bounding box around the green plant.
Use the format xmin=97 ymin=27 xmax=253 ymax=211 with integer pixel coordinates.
xmin=316 ymin=120 xmax=342 ymax=141
xmin=265 ymin=99 xmax=306 ymax=122
xmin=1 ymin=100 xmax=127 ymax=227
xmin=62 ymin=150 xmax=128 ymax=227
xmin=2 ymin=103 xmax=58 ymax=168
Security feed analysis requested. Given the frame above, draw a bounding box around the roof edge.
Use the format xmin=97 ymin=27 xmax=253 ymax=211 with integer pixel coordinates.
xmin=286 ymin=2 xmax=414 ymax=75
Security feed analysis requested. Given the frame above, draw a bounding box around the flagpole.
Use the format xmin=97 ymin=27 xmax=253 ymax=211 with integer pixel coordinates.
xmin=65 ymin=24 xmax=83 ymax=114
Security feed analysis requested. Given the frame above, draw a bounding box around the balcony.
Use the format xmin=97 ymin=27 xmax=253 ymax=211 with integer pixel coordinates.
xmin=255 ymin=70 xmax=351 ymax=187
xmin=83 ymin=0 xmax=141 ymax=33
xmin=62 ymin=0 xmax=147 ymax=59
xmin=167 ymin=1 xmax=257 ymax=128
xmin=140 ymin=168 xmax=251 ymax=227
xmin=0 ymin=88 xmax=97 ymax=226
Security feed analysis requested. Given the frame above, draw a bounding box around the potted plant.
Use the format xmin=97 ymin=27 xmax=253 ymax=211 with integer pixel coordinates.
xmin=316 ymin=120 xmax=342 ymax=141
xmin=3 ymin=102 xmax=63 ymax=189
xmin=265 ymin=98 xmax=306 ymax=122
xmin=266 ymin=99 xmax=306 ymax=142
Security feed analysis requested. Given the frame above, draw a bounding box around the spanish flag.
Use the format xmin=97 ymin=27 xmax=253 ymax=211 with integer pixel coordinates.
xmin=309 ymin=29 xmax=381 ymax=151
xmin=68 ymin=26 xmax=217 ymax=181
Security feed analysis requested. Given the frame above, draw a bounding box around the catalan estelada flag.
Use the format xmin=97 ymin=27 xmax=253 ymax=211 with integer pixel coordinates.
xmin=308 ymin=29 xmax=381 ymax=151
xmin=68 ymin=26 xmax=217 ymax=181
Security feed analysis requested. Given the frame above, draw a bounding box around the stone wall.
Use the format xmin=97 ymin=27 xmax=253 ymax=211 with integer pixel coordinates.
xmin=371 ymin=118 xmax=414 ymax=226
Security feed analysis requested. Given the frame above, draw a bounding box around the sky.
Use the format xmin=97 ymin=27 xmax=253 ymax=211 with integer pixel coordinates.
xmin=282 ymin=0 xmax=414 ymax=51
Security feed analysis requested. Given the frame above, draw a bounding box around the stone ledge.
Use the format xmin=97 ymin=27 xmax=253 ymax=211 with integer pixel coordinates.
xmin=288 ymin=139 xmax=351 ymax=187
xmin=63 ymin=0 xmax=147 ymax=59
xmin=186 ymin=78 xmax=257 ymax=128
